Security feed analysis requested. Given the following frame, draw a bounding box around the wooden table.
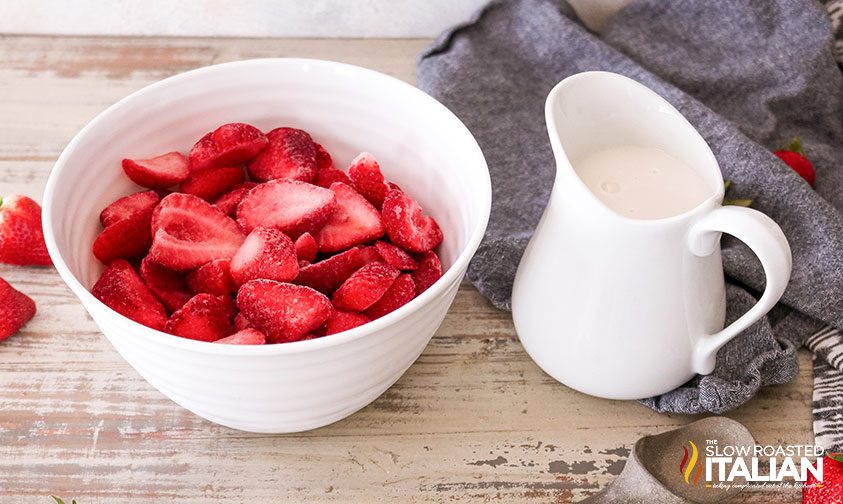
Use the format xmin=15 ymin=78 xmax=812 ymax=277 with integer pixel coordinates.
xmin=0 ymin=35 xmax=812 ymax=503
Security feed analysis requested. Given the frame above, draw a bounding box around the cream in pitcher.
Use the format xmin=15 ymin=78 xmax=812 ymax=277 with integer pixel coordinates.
xmin=511 ymin=72 xmax=792 ymax=400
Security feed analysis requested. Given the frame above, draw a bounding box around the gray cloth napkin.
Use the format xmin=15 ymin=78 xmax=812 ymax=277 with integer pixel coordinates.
xmin=417 ymin=0 xmax=843 ymax=450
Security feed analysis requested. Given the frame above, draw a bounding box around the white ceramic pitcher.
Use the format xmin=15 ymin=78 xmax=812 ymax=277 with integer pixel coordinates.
xmin=512 ymin=71 xmax=792 ymax=400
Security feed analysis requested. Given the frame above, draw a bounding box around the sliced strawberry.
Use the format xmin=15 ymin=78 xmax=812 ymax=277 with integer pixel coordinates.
xmin=374 ymin=240 xmax=418 ymax=270
xmin=93 ymin=206 xmax=153 ymax=264
xmin=324 ymin=310 xmax=370 ymax=335
xmin=237 ymin=280 xmax=332 ymax=343
xmin=91 ymin=259 xmax=168 ymax=330
xmin=149 ymin=193 xmax=245 ymax=271
xmin=180 ymin=166 xmax=245 ymax=201
xmin=295 ymin=245 xmax=381 ymax=293
xmin=382 ymin=189 xmax=443 ymax=253
xmin=247 ymin=127 xmax=317 ymax=183
xmin=139 ymin=257 xmax=192 ymax=313
xmin=186 ymin=258 xmax=238 ymax=295
xmin=332 ymin=261 xmax=400 ymax=312
xmin=315 ymin=165 xmax=352 ymax=188
xmin=100 ymin=190 xmax=160 ymax=228
xmin=214 ymin=328 xmax=266 ymax=345
xmin=413 ymin=251 xmax=443 ymax=295
xmin=315 ymin=143 xmax=334 ymax=170
xmin=316 ymin=182 xmax=385 ymax=253
xmin=164 ymin=293 xmax=235 ymax=342
xmin=236 ymin=179 xmax=337 ymax=235
xmin=188 ymin=123 xmax=268 ymax=172
xmin=230 ymin=227 xmax=299 ymax=285
xmin=122 ymin=152 xmax=189 ymax=189
xmin=0 ymin=277 xmax=36 ymax=341
xmin=365 ymin=273 xmax=415 ymax=319
xmin=294 ymin=232 xmax=318 ymax=262
xmin=212 ymin=182 xmax=257 ymax=217
xmin=234 ymin=312 xmax=252 ymax=331
xmin=348 ymin=152 xmax=390 ymax=209
xmin=0 ymin=195 xmax=51 ymax=266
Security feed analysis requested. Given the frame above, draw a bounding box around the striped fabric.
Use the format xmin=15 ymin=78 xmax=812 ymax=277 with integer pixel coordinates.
xmin=806 ymin=327 xmax=843 ymax=451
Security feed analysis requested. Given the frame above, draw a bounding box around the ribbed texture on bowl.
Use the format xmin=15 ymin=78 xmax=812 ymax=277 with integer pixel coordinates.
xmin=44 ymin=59 xmax=490 ymax=432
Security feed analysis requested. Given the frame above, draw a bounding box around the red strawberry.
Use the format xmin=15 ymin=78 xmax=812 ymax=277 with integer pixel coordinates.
xmin=775 ymin=138 xmax=815 ymax=187
xmin=365 ymin=273 xmax=416 ymax=319
xmin=234 ymin=312 xmax=252 ymax=331
xmin=315 ymin=143 xmax=334 ymax=171
xmin=122 ymin=152 xmax=190 ymax=189
xmin=0 ymin=277 xmax=36 ymax=341
xmin=374 ymin=240 xmax=418 ymax=270
xmin=295 ymin=245 xmax=381 ymax=293
xmin=214 ymin=328 xmax=266 ymax=345
xmin=332 ymin=261 xmax=400 ymax=311
xmin=186 ymin=258 xmax=238 ymax=295
xmin=91 ymin=259 xmax=168 ymax=330
xmin=294 ymin=232 xmax=318 ymax=262
xmin=149 ymin=193 xmax=245 ymax=271
xmin=236 ymin=179 xmax=337 ymax=236
xmin=212 ymin=182 xmax=257 ymax=217
xmin=247 ymin=127 xmax=317 ymax=183
xmin=230 ymin=227 xmax=299 ymax=285
xmin=164 ymin=293 xmax=235 ymax=342
xmin=180 ymin=166 xmax=245 ymax=201
xmin=314 ymin=143 xmax=352 ymax=188
xmin=100 ymin=190 xmax=160 ymax=228
xmin=93 ymin=205 xmax=154 ymax=264
xmin=316 ymin=182 xmax=385 ymax=252
xmin=382 ymin=188 xmax=443 ymax=253
xmin=188 ymin=123 xmax=268 ymax=172
xmin=0 ymin=195 xmax=51 ymax=266
xmin=237 ymin=280 xmax=332 ymax=343
xmin=348 ymin=153 xmax=389 ymax=209
xmin=139 ymin=257 xmax=192 ymax=313
xmin=413 ymin=251 xmax=443 ymax=295
xmin=324 ymin=310 xmax=370 ymax=335
xmin=803 ymin=453 xmax=843 ymax=504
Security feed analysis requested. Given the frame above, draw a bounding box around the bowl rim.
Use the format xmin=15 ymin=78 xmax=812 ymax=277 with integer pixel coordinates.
xmin=43 ymin=57 xmax=492 ymax=355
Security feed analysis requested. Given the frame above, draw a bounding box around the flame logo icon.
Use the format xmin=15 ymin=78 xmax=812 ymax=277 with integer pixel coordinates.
xmin=679 ymin=440 xmax=703 ymax=486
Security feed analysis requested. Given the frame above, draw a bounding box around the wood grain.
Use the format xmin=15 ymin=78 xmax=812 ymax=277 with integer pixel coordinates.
xmin=0 ymin=35 xmax=811 ymax=503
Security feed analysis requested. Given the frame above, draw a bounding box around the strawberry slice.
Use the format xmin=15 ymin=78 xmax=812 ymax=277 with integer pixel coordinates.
xmin=164 ymin=293 xmax=235 ymax=342
xmin=186 ymin=258 xmax=238 ymax=295
xmin=332 ymin=261 xmax=400 ymax=312
xmin=234 ymin=312 xmax=252 ymax=331
xmin=148 ymin=193 xmax=245 ymax=271
xmin=188 ymin=123 xmax=268 ymax=172
xmin=100 ymin=190 xmax=160 ymax=228
xmin=180 ymin=166 xmax=245 ymax=201
xmin=230 ymin=227 xmax=299 ymax=285
xmin=295 ymin=245 xmax=381 ymax=293
xmin=247 ymin=127 xmax=317 ymax=183
xmin=315 ymin=182 xmax=385 ymax=253
xmin=348 ymin=153 xmax=390 ymax=209
xmin=237 ymin=280 xmax=332 ymax=343
xmin=413 ymin=251 xmax=443 ymax=295
xmin=139 ymin=257 xmax=192 ymax=313
xmin=315 ymin=143 xmax=334 ymax=171
xmin=365 ymin=273 xmax=415 ymax=319
xmin=0 ymin=195 xmax=52 ymax=266
xmin=93 ymin=205 xmax=154 ymax=264
xmin=314 ymin=143 xmax=352 ymax=188
xmin=382 ymin=189 xmax=443 ymax=253
xmin=122 ymin=152 xmax=190 ymax=189
xmin=324 ymin=310 xmax=370 ymax=335
xmin=374 ymin=241 xmax=418 ymax=270
xmin=294 ymin=232 xmax=318 ymax=262
xmin=236 ymin=179 xmax=337 ymax=236
xmin=0 ymin=277 xmax=36 ymax=341
xmin=91 ymin=259 xmax=168 ymax=330
xmin=214 ymin=328 xmax=266 ymax=345
xmin=212 ymin=182 xmax=257 ymax=217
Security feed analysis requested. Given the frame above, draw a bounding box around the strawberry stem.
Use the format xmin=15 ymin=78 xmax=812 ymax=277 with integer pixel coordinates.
xmin=781 ymin=138 xmax=804 ymax=155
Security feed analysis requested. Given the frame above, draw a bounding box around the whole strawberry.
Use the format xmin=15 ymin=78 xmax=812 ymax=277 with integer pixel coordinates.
xmin=775 ymin=138 xmax=815 ymax=187
xmin=803 ymin=453 xmax=843 ymax=504
xmin=0 ymin=195 xmax=52 ymax=266
xmin=0 ymin=277 xmax=36 ymax=341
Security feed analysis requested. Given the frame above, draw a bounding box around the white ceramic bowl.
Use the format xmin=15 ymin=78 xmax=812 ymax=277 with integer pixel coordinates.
xmin=43 ymin=59 xmax=491 ymax=433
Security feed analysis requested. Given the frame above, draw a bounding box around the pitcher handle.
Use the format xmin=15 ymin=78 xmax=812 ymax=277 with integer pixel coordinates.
xmin=687 ymin=206 xmax=792 ymax=374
